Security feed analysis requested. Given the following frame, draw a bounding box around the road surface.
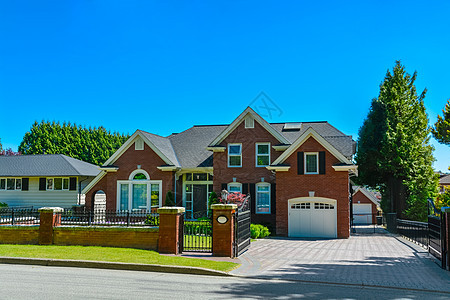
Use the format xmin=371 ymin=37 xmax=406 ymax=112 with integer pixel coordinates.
xmin=1 ymin=264 xmax=448 ymax=299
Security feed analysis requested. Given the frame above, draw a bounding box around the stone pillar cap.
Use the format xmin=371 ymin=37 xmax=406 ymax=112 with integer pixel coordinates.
xmin=38 ymin=207 xmax=64 ymax=213
xmin=157 ymin=207 xmax=185 ymax=214
xmin=211 ymin=204 xmax=238 ymax=210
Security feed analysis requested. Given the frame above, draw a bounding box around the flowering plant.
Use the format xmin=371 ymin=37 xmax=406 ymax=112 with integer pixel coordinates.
xmin=219 ymin=190 xmax=249 ymax=208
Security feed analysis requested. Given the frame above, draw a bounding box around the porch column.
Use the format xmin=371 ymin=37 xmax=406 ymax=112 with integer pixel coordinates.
xmin=157 ymin=207 xmax=185 ymax=254
xmin=211 ymin=204 xmax=237 ymax=258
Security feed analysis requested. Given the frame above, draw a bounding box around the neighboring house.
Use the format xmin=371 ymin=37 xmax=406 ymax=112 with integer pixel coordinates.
xmin=439 ymin=174 xmax=450 ymax=193
xmin=0 ymin=154 xmax=100 ymax=208
xmin=83 ymin=107 xmax=357 ymax=238
xmin=352 ymin=186 xmax=380 ymax=224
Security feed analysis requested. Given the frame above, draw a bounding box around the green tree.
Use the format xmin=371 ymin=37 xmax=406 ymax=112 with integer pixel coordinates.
xmin=355 ymin=61 xmax=438 ymax=221
xmin=164 ymin=191 xmax=176 ymax=206
xmin=18 ymin=121 xmax=129 ymax=165
xmin=432 ymin=99 xmax=450 ymax=146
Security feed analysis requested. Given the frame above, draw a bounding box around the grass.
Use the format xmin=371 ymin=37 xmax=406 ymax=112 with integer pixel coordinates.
xmin=0 ymin=244 xmax=239 ymax=272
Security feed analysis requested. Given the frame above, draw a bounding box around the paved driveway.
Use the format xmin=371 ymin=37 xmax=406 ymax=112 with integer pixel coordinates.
xmin=231 ymin=226 xmax=450 ymax=293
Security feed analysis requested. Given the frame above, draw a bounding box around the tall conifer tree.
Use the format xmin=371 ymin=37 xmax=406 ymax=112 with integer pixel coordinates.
xmin=355 ymin=61 xmax=438 ymax=221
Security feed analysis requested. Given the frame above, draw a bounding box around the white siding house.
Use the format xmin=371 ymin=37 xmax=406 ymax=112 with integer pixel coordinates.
xmin=0 ymin=154 xmax=100 ymax=209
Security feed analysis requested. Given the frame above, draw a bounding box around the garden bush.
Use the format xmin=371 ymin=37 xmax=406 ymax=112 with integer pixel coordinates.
xmin=250 ymin=224 xmax=271 ymax=239
xmin=0 ymin=202 xmax=7 ymax=208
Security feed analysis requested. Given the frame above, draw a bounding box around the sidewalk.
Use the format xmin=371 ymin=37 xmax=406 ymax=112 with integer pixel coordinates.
xmin=231 ymin=227 xmax=450 ymax=293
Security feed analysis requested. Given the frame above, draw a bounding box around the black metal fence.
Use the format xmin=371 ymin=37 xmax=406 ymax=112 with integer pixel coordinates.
xmin=234 ymin=195 xmax=251 ymax=257
xmin=182 ymin=219 xmax=212 ymax=252
xmin=397 ymin=219 xmax=428 ymax=247
xmin=428 ymin=215 xmax=442 ymax=261
xmin=0 ymin=208 xmax=40 ymax=225
xmin=60 ymin=209 xmax=159 ymax=227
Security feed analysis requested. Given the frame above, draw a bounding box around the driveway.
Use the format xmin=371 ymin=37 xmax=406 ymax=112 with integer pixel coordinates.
xmin=231 ymin=226 xmax=450 ymax=293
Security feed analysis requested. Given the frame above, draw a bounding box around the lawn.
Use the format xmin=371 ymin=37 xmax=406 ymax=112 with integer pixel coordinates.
xmin=0 ymin=244 xmax=238 ymax=272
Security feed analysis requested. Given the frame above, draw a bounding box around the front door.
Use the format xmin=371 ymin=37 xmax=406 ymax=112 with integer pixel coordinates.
xmin=193 ymin=185 xmax=207 ymax=218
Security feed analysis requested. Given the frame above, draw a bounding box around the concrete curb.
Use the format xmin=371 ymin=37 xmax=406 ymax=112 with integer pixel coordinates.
xmin=0 ymin=257 xmax=232 ymax=277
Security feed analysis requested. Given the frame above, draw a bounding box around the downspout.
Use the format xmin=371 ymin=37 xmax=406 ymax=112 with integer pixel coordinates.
xmin=174 ymin=172 xmax=177 ymax=206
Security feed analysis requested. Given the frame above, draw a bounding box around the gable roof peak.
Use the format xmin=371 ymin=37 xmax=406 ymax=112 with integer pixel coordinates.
xmin=208 ymin=106 xmax=290 ymax=146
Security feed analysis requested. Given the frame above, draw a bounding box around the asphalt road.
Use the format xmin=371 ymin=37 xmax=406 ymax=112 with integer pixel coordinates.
xmin=1 ymin=264 xmax=449 ymax=299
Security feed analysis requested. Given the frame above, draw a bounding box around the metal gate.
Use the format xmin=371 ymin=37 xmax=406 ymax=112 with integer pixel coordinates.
xmin=428 ymin=215 xmax=443 ymax=262
xmin=182 ymin=217 xmax=212 ymax=253
xmin=234 ymin=197 xmax=251 ymax=257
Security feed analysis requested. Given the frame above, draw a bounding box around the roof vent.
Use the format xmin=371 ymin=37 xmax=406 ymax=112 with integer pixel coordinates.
xmin=282 ymin=123 xmax=302 ymax=131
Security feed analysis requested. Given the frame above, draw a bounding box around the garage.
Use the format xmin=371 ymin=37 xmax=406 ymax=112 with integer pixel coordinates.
xmin=288 ymin=198 xmax=337 ymax=238
xmin=353 ymin=203 xmax=373 ymax=224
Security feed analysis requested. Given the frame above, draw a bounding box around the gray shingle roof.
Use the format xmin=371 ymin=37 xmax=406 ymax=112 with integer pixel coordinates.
xmin=440 ymin=174 xmax=450 ymax=185
xmin=139 ymin=130 xmax=181 ymax=167
xmin=139 ymin=121 xmax=354 ymax=169
xmin=0 ymin=154 xmax=101 ymax=177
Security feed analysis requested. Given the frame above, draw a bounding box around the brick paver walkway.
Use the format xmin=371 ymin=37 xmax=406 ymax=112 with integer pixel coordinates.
xmin=231 ymin=226 xmax=450 ymax=293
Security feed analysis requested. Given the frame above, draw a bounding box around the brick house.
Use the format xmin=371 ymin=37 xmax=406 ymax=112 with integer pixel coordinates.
xmin=83 ymin=107 xmax=357 ymax=238
xmin=352 ymin=186 xmax=380 ymax=225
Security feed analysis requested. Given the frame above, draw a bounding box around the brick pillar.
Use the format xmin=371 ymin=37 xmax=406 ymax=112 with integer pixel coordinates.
xmin=157 ymin=207 xmax=185 ymax=254
xmin=211 ymin=204 xmax=236 ymax=258
xmin=38 ymin=207 xmax=63 ymax=245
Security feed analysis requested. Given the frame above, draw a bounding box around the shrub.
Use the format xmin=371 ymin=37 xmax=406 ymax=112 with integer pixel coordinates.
xmin=164 ymin=191 xmax=175 ymax=207
xmin=250 ymin=224 xmax=271 ymax=239
xmin=0 ymin=202 xmax=7 ymax=208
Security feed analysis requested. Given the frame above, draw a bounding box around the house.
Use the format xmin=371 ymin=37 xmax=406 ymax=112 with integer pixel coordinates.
xmin=351 ymin=186 xmax=380 ymax=224
xmin=83 ymin=107 xmax=357 ymax=238
xmin=439 ymin=174 xmax=450 ymax=193
xmin=0 ymin=154 xmax=100 ymax=208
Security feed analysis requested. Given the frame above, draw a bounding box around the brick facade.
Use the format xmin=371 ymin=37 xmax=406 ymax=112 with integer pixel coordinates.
xmin=276 ymin=137 xmax=350 ymax=238
xmin=85 ymin=142 xmax=176 ymax=210
xmin=0 ymin=227 xmax=39 ymax=245
xmin=213 ymin=121 xmax=280 ymax=227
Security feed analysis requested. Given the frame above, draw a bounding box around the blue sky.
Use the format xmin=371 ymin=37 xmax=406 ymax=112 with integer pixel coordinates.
xmin=0 ymin=0 xmax=449 ymax=172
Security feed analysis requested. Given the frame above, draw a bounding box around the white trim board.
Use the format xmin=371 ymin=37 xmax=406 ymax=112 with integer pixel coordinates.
xmin=272 ymin=127 xmax=353 ymax=166
xmin=209 ymin=107 xmax=290 ymax=146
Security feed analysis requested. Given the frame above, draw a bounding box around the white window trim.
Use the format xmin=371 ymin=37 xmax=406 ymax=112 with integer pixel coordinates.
xmin=256 ymin=182 xmax=271 ymax=214
xmin=227 ymin=182 xmax=242 ymax=193
xmin=304 ymin=152 xmax=319 ymax=174
xmin=129 ymin=169 xmax=150 ymax=180
xmin=255 ymin=142 xmax=271 ymax=167
xmin=116 ymin=179 xmax=162 ymax=211
xmin=228 ymin=143 xmax=242 ymax=168
xmin=46 ymin=177 xmax=71 ymax=191
xmin=0 ymin=178 xmax=22 ymax=191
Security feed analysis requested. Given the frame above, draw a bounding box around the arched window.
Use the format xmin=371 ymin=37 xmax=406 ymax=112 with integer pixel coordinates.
xmin=117 ymin=169 xmax=161 ymax=211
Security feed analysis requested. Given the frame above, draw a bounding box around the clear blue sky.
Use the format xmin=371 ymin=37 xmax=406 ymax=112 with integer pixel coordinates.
xmin=0 ymin=1 xmax=449 ymax=172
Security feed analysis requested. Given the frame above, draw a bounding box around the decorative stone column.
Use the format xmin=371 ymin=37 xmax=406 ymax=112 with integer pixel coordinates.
xmin=157 ymin=207 xmax=185 ymax=254
xmin=211 ymin=204 xmax=237 ymax=258
xmin=38 ymin=207 xmax=63 ymax=245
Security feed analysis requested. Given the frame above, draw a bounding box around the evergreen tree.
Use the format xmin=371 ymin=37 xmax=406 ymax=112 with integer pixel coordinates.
xmin=432 ymin=99 xmax=450 ymax=146
xmin=18 ymin=121 xmax=129 ymax=165
xmin=355 ymin=61 xmax=438 ymax=221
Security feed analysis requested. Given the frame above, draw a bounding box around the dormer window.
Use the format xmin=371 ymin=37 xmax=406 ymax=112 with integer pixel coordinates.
xmin=245 ymin=116 xmax=254 ymax=129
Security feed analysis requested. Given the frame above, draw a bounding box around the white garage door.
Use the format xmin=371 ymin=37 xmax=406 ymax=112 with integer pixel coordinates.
xmin=353 ymin=203 xmax=372 ymax=224
xmin=289 ymin=200 xmax=337 ymax=238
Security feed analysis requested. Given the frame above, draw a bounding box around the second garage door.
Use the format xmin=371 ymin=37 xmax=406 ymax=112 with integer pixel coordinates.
xmin=288 ymin=199 xmax=337 ymax=238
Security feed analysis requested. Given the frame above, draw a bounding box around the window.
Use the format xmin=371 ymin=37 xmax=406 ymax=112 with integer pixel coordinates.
xmin=256 ymin=143 xmax=270 ymax=167
xmin=256 ymin=183 xmax=270 ymax=214
xmin=227 ymin=183 xmax=242 ymax=193
xmin=228 ymin=144 xmax=242 ymax=167
xmin=245 ymin=116 xmax=254 ymax=128
xmin=117 ymin=169 xmax=162 ymax=211
xmin=305 ymin=152 xmax=319 ymax=174
xmin=0 ymin=178 xmax=22 ymax=191
xmin=46 ymin=177 xmax=70 ymax=190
